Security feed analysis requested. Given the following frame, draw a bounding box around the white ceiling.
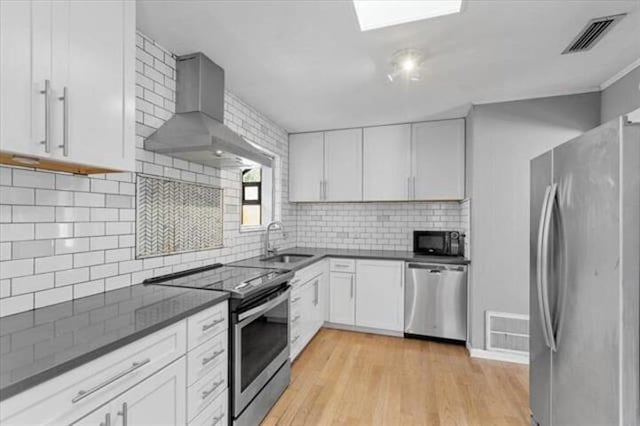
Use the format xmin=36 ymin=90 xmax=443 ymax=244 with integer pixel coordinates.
xmin=137 ymin=0 xmax=640 ymax=133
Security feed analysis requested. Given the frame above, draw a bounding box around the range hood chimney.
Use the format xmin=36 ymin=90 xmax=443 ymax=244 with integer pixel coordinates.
xmin=144 ymin=52 xmax=272 ymax=169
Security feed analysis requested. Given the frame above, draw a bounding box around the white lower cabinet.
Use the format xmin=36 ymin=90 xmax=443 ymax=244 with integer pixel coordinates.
xmin=355 ymin=259 xmax=404 ymax=332
xmin=289 ymin=261 xmax=326 ymax=360
xmin=0 ymin=301 xmax=228 ymax=426
xmin=74 ymin=357 xmax=187 ymax=426
xmin=328 ymin=271 xmax=355 ymax=325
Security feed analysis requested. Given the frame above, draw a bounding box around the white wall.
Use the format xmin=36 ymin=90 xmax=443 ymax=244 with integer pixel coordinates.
xmin=0 ymin=33 xmax=295 ymax=316
xmin=601 ymin=64 xmax=640 ymax=123
xmin=465 ymin=92 xmax=601 ymax=349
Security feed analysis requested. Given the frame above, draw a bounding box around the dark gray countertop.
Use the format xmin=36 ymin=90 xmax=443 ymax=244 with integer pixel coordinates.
xmin=0 ymin=283 xmax=228 ymax=402
xmin=230 ymin=246 xmax=470 ymax=271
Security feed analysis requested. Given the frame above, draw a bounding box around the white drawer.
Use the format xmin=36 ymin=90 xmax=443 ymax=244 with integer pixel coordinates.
xmin=330 ymin=258 xmax=355 ymax=273
xmin=187 ymin=360 xmax=227 ymax=422
xmin=188 ymin=301 xmax=228 ymax=351
xmin=1 ymin=321 xmax=187 ymax=426
xmin=187 ymin=331 xmax=228 ymax=387
xmin=189 ymin=390 xmax=228 ymax=426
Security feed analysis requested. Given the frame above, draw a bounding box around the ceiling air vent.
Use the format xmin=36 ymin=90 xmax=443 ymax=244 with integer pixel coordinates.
xmin=562 ymin=13 xmax=626 ymax=54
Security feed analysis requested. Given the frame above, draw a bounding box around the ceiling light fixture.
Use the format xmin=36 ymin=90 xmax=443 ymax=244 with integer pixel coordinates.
xmin=388 ymin=48 xmax=424 ymax=82
xmin=353 ymin=0 xmax=462 ymax=32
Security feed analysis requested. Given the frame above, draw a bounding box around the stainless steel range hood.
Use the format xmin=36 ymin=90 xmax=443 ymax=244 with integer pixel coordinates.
xmin=145 ymin=52 xmax=272 ymax=169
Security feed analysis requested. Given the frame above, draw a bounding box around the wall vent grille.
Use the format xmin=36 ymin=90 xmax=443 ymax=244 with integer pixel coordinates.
xmin=485 ymin=311 xmax=529 ymax=354
xmin=562 ymin=14 xmax=626 ymax=54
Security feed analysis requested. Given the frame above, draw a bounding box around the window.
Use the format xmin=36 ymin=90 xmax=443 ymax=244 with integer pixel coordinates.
xmin=242 ymin=168 xmax=262 ymax=226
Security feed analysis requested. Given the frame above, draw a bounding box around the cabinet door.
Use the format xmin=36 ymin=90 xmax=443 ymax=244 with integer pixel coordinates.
xmin=0 ymin=0 xmax=52 ymax=157
xmin=309 ymin=275 xmax=323 ymax=334
xmin=52 ymin=0 xmax=135 ymax=171
xmin=324 ymin=128 xmax=362 ymax=201
xmin=355 ymin=260 xmax=404 ymax=332
xmin=289 ymin=132 xmax=324 ymax=202
xmin=109 ymin=357 xmax=187 ymax=426
xmin=412 ymin=119 xmax=465 ymax=200
xmin=329 ymin=272 xmax=355 ymax=325
xmin=363 ymin=124 xmax=411 ymax=201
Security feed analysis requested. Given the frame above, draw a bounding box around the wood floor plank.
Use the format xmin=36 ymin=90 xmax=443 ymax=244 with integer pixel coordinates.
xmin=263 ymin=329 xmax=529 ymax=426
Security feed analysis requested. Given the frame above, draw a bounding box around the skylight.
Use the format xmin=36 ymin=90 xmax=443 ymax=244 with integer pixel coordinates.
xmin=352 ymin=0 xmax=462 ymax=31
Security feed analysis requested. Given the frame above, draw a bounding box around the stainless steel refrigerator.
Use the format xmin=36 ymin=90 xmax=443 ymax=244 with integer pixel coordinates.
xmin=530 ymin=116 xmax=639 ymax=426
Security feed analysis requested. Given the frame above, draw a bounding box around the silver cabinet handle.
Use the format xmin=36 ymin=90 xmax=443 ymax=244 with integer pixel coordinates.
xmin=202 ymin=349 xmax=225 ymax=366
xmin=202 ymin=380 xmax=225 ymax=400
xmin=117 ymin=402 xmax=127 ymax=426
xmin=58 ymin=86 xmax=69 ymax=156
xmin=334 ymin=263 xmax=350 ymax=268
xmin=72 ymin=358 xmax=150 ymax=403
xmin=290 ymin=279 xmax=301 ymax=287
xmin=292 ymin=314 xmax=301 ymax=323
xmin=202 ymin=317 xmax=225 ymax=332
xmin=314 ymin=280 xmax=319 ymax=306
xmin=100 ymin=413 xmax=111 ymax=426
xmin=323 ymin=180 xmax=327 ymax=200
xmin=350 ymin=276 xmax=354 ymax=298
xmin=407 ymin=177 xmax=411 ymax=199
xmin=291 ymin=296 xmax=301 ymax=303
xmin=40 ymin=80 xmax=51 ymax=153
xmin=211 ymin=412 xmax=225 ymax=425
xmin=412 ymin=176 xmax=416 ymax=198
xmin=319 ymin=181 xmax=323 ymax=200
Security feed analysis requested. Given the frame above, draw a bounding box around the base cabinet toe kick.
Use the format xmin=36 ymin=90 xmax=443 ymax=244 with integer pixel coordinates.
xmin=0 ymin=301 xmax=229 ymax=426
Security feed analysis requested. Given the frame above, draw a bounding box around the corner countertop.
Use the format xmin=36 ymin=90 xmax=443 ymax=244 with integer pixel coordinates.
xmin=0 ymin=283 xmax=228 ymax=402
xmin=230 ymin=246 xmax=470 ymax=271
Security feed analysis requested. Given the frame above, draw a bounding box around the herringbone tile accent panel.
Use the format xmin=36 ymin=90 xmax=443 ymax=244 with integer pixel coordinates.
xmin=136 ymin=174 xmax=223 ymax=258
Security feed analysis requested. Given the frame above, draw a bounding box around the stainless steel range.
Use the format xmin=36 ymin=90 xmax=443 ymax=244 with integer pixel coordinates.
xmin=144 ymin=263 xmax=294 ymax=426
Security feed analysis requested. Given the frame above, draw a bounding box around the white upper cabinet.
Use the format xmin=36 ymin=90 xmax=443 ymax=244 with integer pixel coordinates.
xmin=289 ymin=132 xmax=324 ymax=202
xmin=355 ymin=260 xmax=404 ymax=332
xmin=0 ymin=0 xmax=135 ymax=173
xmin=363 ymin=124 xmax=412 ymax=201
xmin=324 ymin=128 xmax=362 ymax=201
xmin=411 ymin=119 xmax=465 ymax=200
xmin=0 ymin=1 xmax=52 ymax=158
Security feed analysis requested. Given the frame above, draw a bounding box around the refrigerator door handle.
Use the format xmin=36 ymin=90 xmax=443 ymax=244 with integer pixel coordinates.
xmin=536 ymin=185 xmax=553 ymax=350
xmin=541 ymin=183 xmax=558 ymax=352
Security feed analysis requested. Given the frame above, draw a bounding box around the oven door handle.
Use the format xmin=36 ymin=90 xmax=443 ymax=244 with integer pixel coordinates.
xmin=237 ymin=290 xmax=290 ymax=323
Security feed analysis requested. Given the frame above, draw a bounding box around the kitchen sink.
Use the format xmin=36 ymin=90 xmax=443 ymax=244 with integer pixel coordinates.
xmin=261 ymin=253 xmax=313 ymax=264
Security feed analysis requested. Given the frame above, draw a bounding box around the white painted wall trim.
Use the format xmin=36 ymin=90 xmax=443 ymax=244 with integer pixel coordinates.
xmin=467 ymin=347 xmax=529 ymax=365
xmin=472 ymin=87 xmax=599 ymax=106
xmin=600 ymin=58 xmax=640 ymax=90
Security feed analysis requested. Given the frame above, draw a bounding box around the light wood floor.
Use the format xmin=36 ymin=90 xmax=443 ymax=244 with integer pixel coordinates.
xmin=262 ymin=328 xmax=529 ymax=426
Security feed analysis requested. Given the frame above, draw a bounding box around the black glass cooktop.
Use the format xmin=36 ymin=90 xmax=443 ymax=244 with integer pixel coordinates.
xmin=143 ymin=263 xmax=293 ymax=299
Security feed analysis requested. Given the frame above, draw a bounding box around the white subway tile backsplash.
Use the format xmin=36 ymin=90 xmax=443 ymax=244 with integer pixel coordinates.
xmin=0 ymin=223 xmax=34 ymax=241
xmin=90 ymin=208 xmax=119 ymax=222
xmin=105 ymin=222 xmax=131 ymax=235
xmin=56 ymin=174 xmax=91 ymax=191
xmin=90 ymin=236 xmax=119 ymax=251
xmin=0 ymin=279 xmax=10 ymax=298
xmin=0 ymin=294 xmax=34 ymax=316
xmin=35 ymin=286 xmax=72 ymax=308
xmin=90 ymin=263 xmax=118 ymax=280
xmin=0 ymin=167 xmax=12 ymax=186
xmin=12 ymin=240 xmax=54 ymax=259
xmin=75 ymin=192 xmax=105 ymax=207
xmin=73 ymin=251 xmax=105 ymax=268
xmin=105 ymin=195 xmax=133 ymax=208
xmin=73 ymin=279 xmax=105 ymax=298
xmin=0 ymin=259 xmax=34 ymax=279
xmin=35 ymin=189 xmax=73 ymax=206
xmin=105 ymin=248 xmax=131 ymax=263
xmin=56 ymin=267 xmax=90 ymax=287
xmin=56 ymin=207 xmax=91 ymax=222
xmin=55 ymin=238 xmax=90 ymax=255
xmin=91 ymin=179 xmax=120 ymax=194
xmin=12 ymin=205 xmax=55 ymax=222
xmin=105 ymin=274 xmax=131 ymax=291
xmin=0 ymin=243 xmax=10 ymax=261
xmin=35 ymin=223 xmax=73 ymax=239
xmin=0 ymin=205 xmax=11 ymax=223
xmin=74 ymin=222 xmax=105 ymax=237
xmin=13 ymin=169 xmax=55 ymax=189
xmin=0 ymin=186 xmax=34 ymax=204
xmin=12 ymin=273 xmax=54 ymax=295
xmin=35 ymin=254 xmax=73 ymax=273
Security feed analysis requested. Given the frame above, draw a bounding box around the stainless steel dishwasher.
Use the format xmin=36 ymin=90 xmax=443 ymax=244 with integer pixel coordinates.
xmin=404 ymin=262 xmax=467 ymax=341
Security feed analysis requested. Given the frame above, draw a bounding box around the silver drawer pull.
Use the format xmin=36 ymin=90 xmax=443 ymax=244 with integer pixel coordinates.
xmin=72 ymin=358 xmax=150 ymax=403
xmin=202 ymin=317 xmax=225 ymax=332
xmin=291 ymin=296 xmax=301 ymax=303
xmin=202 ymin=349 xmax=225 ymax=366
xmin=202 ymin=380 xmax=225 ymax=400
xmin=334 ymin=264 xmax=350 ymax=268
xmin=292 ymin=315 xmax=301 ymax=323
xmin=211 ymin=412 xmax=225 ymax=425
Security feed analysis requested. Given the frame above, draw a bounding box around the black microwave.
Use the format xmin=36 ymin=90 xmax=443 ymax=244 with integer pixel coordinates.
xmin=413 ymin=230 xmax=464 ymax=257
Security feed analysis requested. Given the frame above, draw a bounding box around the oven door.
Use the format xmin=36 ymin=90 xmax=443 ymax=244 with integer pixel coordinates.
xmin=414 ymin=231 xmax=448 ymax=255
xmin=232 ymin=288 xmax=290 ymax=417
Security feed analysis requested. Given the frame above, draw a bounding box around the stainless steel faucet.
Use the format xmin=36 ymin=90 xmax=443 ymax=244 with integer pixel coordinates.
xmin=264 ymin=221 xmax=286 ymax=258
